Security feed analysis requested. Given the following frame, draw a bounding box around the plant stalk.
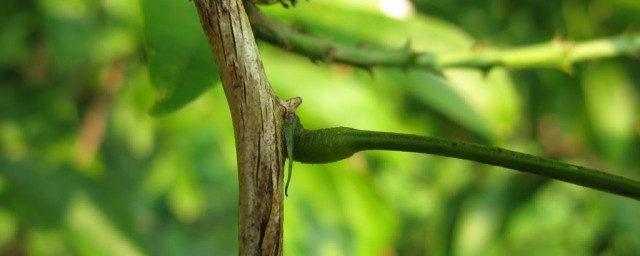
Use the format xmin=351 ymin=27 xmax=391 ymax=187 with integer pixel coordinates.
xmin=194 ymin=1 xmax=287 ymax=255
xmin=247 ymin=5 xmax=640 ymax=71
xmin=289 ymin=115 xmax=640 ymax=200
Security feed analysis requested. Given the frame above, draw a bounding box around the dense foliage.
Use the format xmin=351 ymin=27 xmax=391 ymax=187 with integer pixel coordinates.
xmin=1 ymin=0 xmax=639 ymax=255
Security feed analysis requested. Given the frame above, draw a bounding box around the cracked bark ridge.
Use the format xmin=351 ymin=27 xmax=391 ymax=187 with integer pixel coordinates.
xmin=194 ymin=0 xmax=287 ymax=255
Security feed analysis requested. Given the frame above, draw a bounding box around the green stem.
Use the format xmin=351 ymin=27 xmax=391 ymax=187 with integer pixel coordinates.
xmin=246 ymin=4 xmax=429 ymax=71
xmin=288 ymin=115 xmax=640 ymax=200
xmin=247 ymin=4 xmax=640 ymax=71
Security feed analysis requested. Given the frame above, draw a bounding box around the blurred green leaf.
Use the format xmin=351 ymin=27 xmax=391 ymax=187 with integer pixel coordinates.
xmin=143 ymin=0 xmax=219 ymax=116
xmin=168 ymin=162 xmax=206 ymax=223
xmin=66 ymin=193 xmax=144 ymax=256
xmin=264 ymin=2 xmax=522 ymax=139
xmin=0 ymin=209 xmax=17 ymax=251
xmin=284 ymin=161 xmax=397 ymax=256
xmin=404 ymin=71 xmax=492 ymax=138
xmin=581 ymin=62 xmax=636 ymax=164
xmin=263 ymin=2 xmax=474 ymax=52
xmin=0 ymin=8 xmax=31 ymax=68
xmin=2 ymin=163 xmax=76 ymax=228
xmin=38 ymin=0 xmax=96 ymax=69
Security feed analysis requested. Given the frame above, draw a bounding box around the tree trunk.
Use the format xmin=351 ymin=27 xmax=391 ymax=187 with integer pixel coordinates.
xmin=194 ymin=1 xmax=286 ymax=255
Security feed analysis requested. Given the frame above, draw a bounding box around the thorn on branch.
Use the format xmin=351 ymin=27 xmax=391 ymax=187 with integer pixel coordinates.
xmin=479 ymin=66 xmax=492 ymax=78
xmin=365 ymin=65 xmax=376 ymax=79
xmin=283 ymin=97 xmax=302 ymax=116
xmin=409 ymin=51 xmax=421 ymax=64
xmin=282 ymin=39 xmax=292 ymax=50
xmin=325 ymin=46 xmax=338 ymax=63
xmin=277 ymin=0 xmax=297 ymax=8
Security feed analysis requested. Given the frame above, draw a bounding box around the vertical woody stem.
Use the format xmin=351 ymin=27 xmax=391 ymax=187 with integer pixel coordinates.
xmin=193 ymin=1 xmax=285 ymax=255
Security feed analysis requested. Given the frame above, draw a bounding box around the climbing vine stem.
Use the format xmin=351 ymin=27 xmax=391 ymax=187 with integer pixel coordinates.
xmin=286 ymin=114 xmax=640 ymax=200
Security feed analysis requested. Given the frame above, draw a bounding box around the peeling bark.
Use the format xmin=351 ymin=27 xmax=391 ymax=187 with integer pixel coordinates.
xmin=193 ymin=1 xmax=286 ymax=255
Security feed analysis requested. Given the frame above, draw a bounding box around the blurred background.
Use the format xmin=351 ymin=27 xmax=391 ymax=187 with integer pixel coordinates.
xmin=1 ymin=0 xmax=639 ymax=255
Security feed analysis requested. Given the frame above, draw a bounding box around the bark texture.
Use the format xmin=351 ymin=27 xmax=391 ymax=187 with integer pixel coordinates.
xmin=194 ymin=1 xmax=286 ymax=255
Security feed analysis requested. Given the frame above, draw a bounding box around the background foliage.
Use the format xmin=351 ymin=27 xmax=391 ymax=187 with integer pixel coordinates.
xmin=1 ymin=0 xmax=639 ymax=255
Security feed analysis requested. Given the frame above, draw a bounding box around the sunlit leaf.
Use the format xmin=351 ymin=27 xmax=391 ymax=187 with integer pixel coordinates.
xmin=581 ymin=62 xmax=636 ymax=164
xmin=405 ymin=71 xmax=492 ymax=138
xmin=66 ymin=193 xmax=144 ymax=256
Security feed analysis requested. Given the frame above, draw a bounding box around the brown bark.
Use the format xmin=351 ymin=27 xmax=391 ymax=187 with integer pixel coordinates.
xmin=193 ymin=1 xmax=287 ymax=255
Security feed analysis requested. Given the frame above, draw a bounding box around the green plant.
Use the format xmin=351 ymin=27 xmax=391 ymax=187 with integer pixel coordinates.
xmin=182 ymin=0 xmax=640 ymax=254
xmin=2 ymin=0 xmax=640 ymax=255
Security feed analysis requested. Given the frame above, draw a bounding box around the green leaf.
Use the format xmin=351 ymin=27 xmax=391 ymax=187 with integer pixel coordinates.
xmin=405 ymin=71 xmax=492 ymax=138
xmin=66 ymin=193 xmax=144 ymax=256
xmin=581 ymin=62 xmax=636 ymax=164
xmin=142 ymin=0 xmax=219 ymax=116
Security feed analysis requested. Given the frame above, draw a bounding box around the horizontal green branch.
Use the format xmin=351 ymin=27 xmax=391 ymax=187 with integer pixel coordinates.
xmin=441 ymin=34 xmax=640 ymax=70
xmin=286 ymin=114 xmax=640 ymax=200
xmin=247 ymin=4 xmax=640 ymax=71
xmin=246 ymin=4 xmax=428 ymax=71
